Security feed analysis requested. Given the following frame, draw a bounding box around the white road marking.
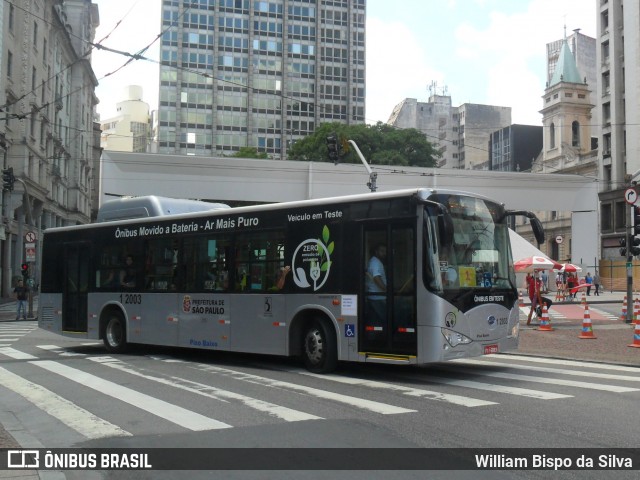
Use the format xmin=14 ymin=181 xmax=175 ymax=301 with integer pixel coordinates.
xmin=89 ymin=356 xmax=322 ymax=422
xmin=0 ymin=347 xmax=38 ymax=360
xmin=455 ymin=358 xmax=640 ymax=383
xmin=194 ymin=364 xmax=417 ymax=414
xmin=473 ymin=371 xmax=638 ymax=393
xmin=31 ymin=360 xmax=232 ymax=431
xmin=0 ymin=366 xmax=131 ymax=439
xmin=298 ymin=372 xmax=502 ymax=406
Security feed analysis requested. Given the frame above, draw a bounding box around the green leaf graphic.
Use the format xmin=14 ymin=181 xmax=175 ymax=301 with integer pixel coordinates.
xmin=322 ymin=225 xmax=330 ymax=243
xmin=328 ymin=241 xmax=334 ymax=255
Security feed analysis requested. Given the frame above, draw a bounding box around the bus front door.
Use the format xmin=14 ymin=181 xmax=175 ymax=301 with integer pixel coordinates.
xmin=361 ymin=225 xmax=417 ymax=356
xmin=62 ymin=242 xmax=90 ymax=332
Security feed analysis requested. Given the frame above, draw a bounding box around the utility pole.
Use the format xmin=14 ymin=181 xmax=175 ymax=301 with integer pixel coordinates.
xmin=347 ymin=140 xmax=377 ymax=192
xmin=622 ymin=187 xmax=640 ymax=323
xmin=325 ymin=135 xmax=377 ymax=192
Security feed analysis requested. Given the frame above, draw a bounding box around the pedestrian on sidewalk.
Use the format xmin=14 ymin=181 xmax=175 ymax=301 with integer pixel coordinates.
xmin=585 ymin=272 xmax=593 ymax=296
xmin=13 ymin=280 xmax=28 ymax=321
xmin=526 ymin=270 xmax=543 ymax=326
xmin=593 ymin=270 xmax=601 ymax=296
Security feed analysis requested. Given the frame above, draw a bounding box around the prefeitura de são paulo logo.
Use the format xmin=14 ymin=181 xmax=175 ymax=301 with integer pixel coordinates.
xmin=291 ymin=225 xmax=334 ymax=291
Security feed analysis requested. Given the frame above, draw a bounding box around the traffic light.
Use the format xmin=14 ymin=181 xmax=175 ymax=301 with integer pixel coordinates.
xmin=631 ymin=237 xmax=640 ymax=256
xmin=326 ymin=133 xmax=339 ymax=164
xmin=620 ymin=237 xmax=627 ymax=257
xmin=20 ymin=263 xmax=29 ymax=278
xmin=2 ymin=167 xmax=15 ymax=191
xmin=633 ymin=207 xmax=640 ymax=235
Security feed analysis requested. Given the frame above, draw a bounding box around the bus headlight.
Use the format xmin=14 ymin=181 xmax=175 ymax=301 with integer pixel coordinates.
xmin=441 ymin=328 xmax=472 ymax=347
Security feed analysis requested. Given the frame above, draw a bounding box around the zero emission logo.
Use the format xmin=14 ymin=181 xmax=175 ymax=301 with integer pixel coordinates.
xmin=291 ymin=225 xmax=334 ymax=291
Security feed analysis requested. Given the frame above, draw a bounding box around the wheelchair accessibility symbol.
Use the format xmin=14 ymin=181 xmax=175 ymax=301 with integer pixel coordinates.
xmin=345 ymin=324 xmax=355 ymax=337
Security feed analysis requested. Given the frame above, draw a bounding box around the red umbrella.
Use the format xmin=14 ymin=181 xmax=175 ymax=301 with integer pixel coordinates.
xmin=556 ymin=263 xmax=582 ymax=273
xmin=514 ymin=256 xmax=562 ymax=273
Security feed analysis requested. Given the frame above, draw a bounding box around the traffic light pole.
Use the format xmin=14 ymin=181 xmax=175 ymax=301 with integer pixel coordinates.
xmin=627 ymin=203 xmax=635 ymax=323
xmin=626 ymin=234 xmax=633 ymax=324
xmin=347 ymin=140 xmax=377 ymax=192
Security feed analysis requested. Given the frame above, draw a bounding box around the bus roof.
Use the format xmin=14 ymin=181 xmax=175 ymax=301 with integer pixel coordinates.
xmin=96 ymin=196 xmax=230 ymax=222
xmin=48 ymin=187 xmax=495 ymax=234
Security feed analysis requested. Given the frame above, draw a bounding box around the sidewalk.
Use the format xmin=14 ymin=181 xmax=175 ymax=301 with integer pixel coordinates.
xmin=516 ymin=288 xmax=640 ymax=366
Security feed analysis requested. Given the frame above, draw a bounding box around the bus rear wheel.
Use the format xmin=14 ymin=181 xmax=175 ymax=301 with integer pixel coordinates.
xmin=103 ymin=312 xmax=127 ymax=353
xmin=302 ymin=319 xmax=337 ymax=373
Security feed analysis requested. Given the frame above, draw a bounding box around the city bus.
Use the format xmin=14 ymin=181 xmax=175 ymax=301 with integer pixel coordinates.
xmin=38 ymin=188 xmax=544 ymax=373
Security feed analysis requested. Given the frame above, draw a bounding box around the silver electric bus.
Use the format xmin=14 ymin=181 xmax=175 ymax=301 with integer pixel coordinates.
xmin=38 ymin=188 xmax=544 ymax=372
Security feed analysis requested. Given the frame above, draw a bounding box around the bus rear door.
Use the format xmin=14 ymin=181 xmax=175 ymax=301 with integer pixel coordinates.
xmin=62 ymin=242 xmax=90 ymax=332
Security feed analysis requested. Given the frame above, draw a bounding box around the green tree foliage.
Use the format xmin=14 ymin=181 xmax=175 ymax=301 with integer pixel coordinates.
xmin=229 ymin=147 xmax=269 ymax=159
xmin=288 ymin=122 xmax=440 ymax=168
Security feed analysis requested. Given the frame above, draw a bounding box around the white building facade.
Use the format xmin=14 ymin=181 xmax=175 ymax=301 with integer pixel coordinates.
xmin=387 ymin=95 xmax=511 ymax=170
xmin=0 ymin=0 xmax=100 ymax=296
xmin=100 ymin=85 xmax=151 ymax=153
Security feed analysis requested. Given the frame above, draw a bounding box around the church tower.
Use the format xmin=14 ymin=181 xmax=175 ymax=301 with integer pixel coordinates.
xmin=538 ymin=34 xmax=595 ymax=173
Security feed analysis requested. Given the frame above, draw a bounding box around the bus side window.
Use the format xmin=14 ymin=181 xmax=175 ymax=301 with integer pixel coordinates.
xmin=234 ymin=231 xmax=285 ymax=293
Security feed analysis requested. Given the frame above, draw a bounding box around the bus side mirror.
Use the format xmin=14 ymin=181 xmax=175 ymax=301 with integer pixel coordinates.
xmin=530 ymin=216 xmax=545 ymax=245
xmin=422 ymin=200 xmax=454 ymax=248
xmin=504 ymin=210 xmax=545 ymax=245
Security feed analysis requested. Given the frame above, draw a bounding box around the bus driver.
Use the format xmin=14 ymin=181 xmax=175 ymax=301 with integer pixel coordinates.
xmin=366 ymin=244 xmax=387 ymax=327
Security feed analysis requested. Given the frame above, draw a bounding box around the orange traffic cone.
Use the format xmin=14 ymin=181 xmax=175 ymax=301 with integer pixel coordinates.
xmin=519 ymin=290 xmax=525 ymax=309
xmin=629 ymin=323 xmax=640 ymax=348
xmin=537 ymin=303 xmax=553 ymax=331
xmin=620 ymin=296 xmax=628 ymax=321
xmin=578 ymin=304 xmax=597 ymax=339
xmin=554 ymin=288 xmax=563 ymax=303
xmin=635 ymin=298 xmax=640 ymax=325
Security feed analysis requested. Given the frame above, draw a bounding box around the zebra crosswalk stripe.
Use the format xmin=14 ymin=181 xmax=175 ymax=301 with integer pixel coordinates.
xmin=31 ymin=360 xmax=232 ymax=431
xmin=298 ymin=371 xmax=500 ymax=406
xmin=0 ymin=365 xmax=130 ymax=439
xmin=193 ymin=363 xmax=417 ymax=414
xmin=88 ymin=356 xmax=322 ymax=422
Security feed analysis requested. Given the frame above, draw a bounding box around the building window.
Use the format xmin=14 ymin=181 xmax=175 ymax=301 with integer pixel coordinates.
xmin=603 ymin=102 xmax=611 ymax=125
xmin=601 ymin=203 xmax=612 ymax=232
xmin=8 ymin=4 xmax=14 ymax=31
xmin=572 ymin=121 xmax=580 ymax=147
xmin=7 ymin=51 xmax=12 ymax=78
xmin=549 ymin=122 xmax=555 ymax=148
xmin=601 ymin=40 xmax=609 ymax=62
xmin=601 ymin=10 xmax=609 ymax=32
xmin=615 ymin=202 xmax=626 ymax=231
xmin=602 ymin=71 xmax=610 ymax=94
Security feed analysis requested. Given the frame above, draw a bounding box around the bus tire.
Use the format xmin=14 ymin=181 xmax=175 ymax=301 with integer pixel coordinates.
xmin=103 ymin=311 xmax=127 ymax=353
xmin=302 ymin=318 xmax=337 ymax=373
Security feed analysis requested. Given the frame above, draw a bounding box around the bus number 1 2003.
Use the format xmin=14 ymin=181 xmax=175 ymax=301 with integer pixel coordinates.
xmin=120 ymin=294 xmax=142 ymax=305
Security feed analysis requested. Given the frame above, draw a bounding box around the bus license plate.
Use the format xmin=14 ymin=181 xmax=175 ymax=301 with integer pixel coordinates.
xmin=484 ymin=344 xmax=498 ymax=354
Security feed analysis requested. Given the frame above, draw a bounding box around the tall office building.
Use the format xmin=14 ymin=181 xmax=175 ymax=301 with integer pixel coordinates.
xmin=597 ymin=0 xmax=640 ymax=260
xmin=157 ymin=0 xmax=366 ymax=159
xmin=388 ymin=94 xmax=511 ymax=170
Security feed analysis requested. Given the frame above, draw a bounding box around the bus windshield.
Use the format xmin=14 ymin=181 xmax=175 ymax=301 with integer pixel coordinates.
xmin=426 ymin=194 xmax=515 ymax=292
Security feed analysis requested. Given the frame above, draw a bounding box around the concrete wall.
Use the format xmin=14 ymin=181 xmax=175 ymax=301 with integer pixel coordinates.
xmin=100 ymin=152 xmax=599 ymax=266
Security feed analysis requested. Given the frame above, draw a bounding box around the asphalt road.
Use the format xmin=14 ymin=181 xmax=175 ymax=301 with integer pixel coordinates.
xmin=0 ymin=321 xmax=638 ymax=480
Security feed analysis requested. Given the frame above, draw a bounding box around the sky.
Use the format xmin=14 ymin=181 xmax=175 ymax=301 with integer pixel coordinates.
xmin=92 ymin=0 xmax=596 ymax=126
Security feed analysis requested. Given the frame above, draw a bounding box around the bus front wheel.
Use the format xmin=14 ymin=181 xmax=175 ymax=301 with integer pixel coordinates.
xmin=103 ymin=312 xmax=127 ymax=353
xmin=302 ymin=319 xmax=337 ymax=373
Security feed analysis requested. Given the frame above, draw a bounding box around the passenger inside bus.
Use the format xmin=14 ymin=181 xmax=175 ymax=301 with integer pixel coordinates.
xmin=120 ymin=255 xmax=136 ymax=288
xmin=269 ymin=265 xmax=291 ymax=291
